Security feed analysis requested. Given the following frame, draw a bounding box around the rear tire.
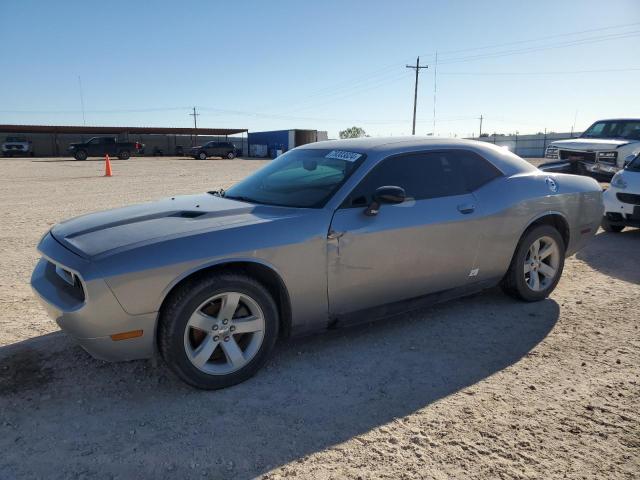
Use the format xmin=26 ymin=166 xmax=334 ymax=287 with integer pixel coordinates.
xmin=158 ymin=272 xmax=279 ymax=390
xmin=601 ymin=217 xmax=624 ymax=233
xmin=74 ymin=150 xmax=87 ymax=161
xmin=118 ymin=150 xmax=131 ymax=160
xmin=501 ymin=224 xmax=565 ymax=302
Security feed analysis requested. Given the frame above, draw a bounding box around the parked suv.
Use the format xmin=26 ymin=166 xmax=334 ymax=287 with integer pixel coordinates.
xmin=190 ymin=141 xmax=237 ymax=160
xmin=2 ymin=136 xmax=34 ymax=157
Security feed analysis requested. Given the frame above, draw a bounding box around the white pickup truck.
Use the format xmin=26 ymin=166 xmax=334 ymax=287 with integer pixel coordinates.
xmin=543 ymin=119 xmax=640 ymax=179
xmin=2 ymin=136 xmax=34 ymax=157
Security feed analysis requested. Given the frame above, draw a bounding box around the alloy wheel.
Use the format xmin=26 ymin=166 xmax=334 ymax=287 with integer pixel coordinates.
xmin=183 ymin=292 xmax=265 ymax=375
xmin=523 ymin=235 xmax=560 ymax=291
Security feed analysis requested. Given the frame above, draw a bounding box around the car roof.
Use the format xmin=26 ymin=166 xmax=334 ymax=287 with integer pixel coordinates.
xmin=299 ymin=136 xmax=537 ymax=175
xmin=589 ymin=118 xmax=640 ymax=122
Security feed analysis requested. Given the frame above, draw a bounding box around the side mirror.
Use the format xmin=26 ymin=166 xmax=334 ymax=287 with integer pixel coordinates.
xmin=364 ymin=186 xmax=406 ymax=216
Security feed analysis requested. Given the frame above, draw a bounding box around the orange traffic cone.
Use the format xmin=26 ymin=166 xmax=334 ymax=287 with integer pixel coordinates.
xmin=104 ymin=154 xmax=113 ymax=177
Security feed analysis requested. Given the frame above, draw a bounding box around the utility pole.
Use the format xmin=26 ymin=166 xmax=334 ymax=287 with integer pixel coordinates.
xmin=432 ymin=51 xmax=438 ymax=135
xmin=478 ymin=115 xmax=483 ymax=137
xmin=406 ymin=57 xmax=428 ymax=135
xmin=189 ymin=106 xmax=200 ymax=146
xmin=77 ymin=76 xmax=86 ymax=127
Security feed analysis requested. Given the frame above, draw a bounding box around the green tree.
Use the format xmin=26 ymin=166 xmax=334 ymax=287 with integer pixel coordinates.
xmin=339 ymin=126 xmax=367 ymax=139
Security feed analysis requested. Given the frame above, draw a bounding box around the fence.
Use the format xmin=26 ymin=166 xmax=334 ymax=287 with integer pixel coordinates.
xmin=469 ymin=131 xmax=582 ymax=158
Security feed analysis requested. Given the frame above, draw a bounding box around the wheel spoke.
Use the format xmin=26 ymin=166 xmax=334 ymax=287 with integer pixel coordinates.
xmin=188 ymin=310 xmax=216 ymax=331
xmin=232 ymin=315 xmax=263 ymax=334
xmin=218 ymin=293 xmax=241 ymax=322
xmin=220 ymin=337 xmax=245 ymax=368
xmin=530 ymin=240 xmax=540 ymax=258
xmin=529 ymin=271 xmax=540 ymax=290
xmin=524 ymin=263 xmax=532 ymax=274
xmin=539 ymin=243 xmax=554 ymax=260
xmin=538 ymin=263 xmax=556 ymax=279
xmin=191 ymin=334 xmax=218 ymax=368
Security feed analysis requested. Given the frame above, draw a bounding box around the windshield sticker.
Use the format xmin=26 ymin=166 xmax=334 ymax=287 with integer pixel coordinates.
xmin=325 ymin=150 xmax=362 ymax=162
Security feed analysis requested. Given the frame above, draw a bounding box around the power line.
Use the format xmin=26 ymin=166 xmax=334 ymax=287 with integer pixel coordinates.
xmin=435 ymin=31 xmax=640 ymax=65
xmin=438 ymin=67 xmax=640 ymax=75
xmin=431 ymin=21 xmax=640 ymax=56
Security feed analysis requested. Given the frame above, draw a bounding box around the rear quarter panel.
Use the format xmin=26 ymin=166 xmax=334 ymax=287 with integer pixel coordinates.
xmin=472 ymin=171 xmax=602 ymax=282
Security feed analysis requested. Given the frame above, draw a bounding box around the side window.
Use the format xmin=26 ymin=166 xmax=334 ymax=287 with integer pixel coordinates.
xmin=455 ymin=150 xmax=502 ymax=191
xmin=344 ymin=150 xmax=500 ymax=207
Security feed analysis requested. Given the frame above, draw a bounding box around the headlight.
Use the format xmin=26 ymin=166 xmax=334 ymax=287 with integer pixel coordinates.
xmin=611 ymin=172 xmax=627 ymax=189
xmin=597 ymin=151 xmax=617 ymax=159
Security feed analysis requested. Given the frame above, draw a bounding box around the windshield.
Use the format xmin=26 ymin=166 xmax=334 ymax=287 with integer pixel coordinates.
xmin=5 ymin=137 xmax=26 ymax=142
xmin=223 ymin=148 xmax=365 ymax=208
xmin=626 ymin=155 xmax=640 ymax=172
xmin=581 ymin=120 xmax=640 ymax=140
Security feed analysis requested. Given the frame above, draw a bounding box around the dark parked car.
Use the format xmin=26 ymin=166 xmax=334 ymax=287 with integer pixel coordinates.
xmin=68 ymin=137 xmax=144 ymax=161
xmin=190 ymin=141 xmax=237 ymax=160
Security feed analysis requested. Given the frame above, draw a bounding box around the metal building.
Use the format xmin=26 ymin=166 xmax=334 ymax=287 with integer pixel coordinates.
xmin=0 ymin=125 xmax=248 ymax=157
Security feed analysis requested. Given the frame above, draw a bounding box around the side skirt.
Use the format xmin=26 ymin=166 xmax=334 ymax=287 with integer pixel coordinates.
xmin=329 ymin=278 xmax=502 ymax=329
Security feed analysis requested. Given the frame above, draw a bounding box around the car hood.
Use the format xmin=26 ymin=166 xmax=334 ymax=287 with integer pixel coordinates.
xmin=550 ymin=138 xmax=636 ymax=150
xmin=50 ymin=193 xmax=300 ymax=259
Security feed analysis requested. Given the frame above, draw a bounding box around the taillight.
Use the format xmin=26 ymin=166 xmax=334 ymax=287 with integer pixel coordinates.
xmin=135 ymin=142 xmax=141 ymax=149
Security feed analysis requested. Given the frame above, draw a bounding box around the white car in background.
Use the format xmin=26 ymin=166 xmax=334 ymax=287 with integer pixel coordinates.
xmin=602 ymin=154 xmax=640 ymax=232
xmin=544 ymin=119 xmax=640 ymax=179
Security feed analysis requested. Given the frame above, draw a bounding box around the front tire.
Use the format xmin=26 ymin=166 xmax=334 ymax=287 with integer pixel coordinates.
xmin=118 ymin=150 xmax=131 ymax=160
xmin=74 ymin=150 xmax=87 ymax=161
xmin=501 ymin=224 xmax=565 ymax=302
xmin=198 ymin=151 xmax=207 ymax=160
xmin=158 ymin=272 xmax=279 ymax=390
xmin=226 ymin=151 xmax=236 ymax=159
xmin=601 ymin=217 xmax=624 ymax=233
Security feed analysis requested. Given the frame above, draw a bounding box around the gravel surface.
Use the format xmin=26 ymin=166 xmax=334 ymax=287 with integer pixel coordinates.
xmin=0 ymin=157 xmax=638 ymax=479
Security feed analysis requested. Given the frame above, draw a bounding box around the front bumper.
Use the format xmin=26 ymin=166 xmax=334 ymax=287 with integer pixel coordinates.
xmin=603 ymin=188 xmax=640 ymax=227
xmin=30 ymin=233 xmax=157 ymax=361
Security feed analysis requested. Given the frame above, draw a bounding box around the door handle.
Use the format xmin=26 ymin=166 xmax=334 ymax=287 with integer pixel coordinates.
xmin=327 ymin=230 xmax=344 ymax=240
xmin=457 ymin=203 xmax=475 ymax=214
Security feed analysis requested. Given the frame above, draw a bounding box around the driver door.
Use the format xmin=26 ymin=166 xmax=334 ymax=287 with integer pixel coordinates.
xmin=327 ymin=150 xmax=487 ymax=316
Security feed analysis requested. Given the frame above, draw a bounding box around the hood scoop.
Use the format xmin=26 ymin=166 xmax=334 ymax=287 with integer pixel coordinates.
xmin=170 ymin=210 xmax=207 ymax=219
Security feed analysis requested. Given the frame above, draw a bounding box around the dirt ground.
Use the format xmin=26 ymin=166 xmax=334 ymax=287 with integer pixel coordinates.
xmin=0 ymin=156 xmax=638 ymax=480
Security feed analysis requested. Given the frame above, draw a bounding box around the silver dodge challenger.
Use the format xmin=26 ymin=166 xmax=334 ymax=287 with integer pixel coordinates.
xmin=31 ymin=138 xmax=603 ymax=389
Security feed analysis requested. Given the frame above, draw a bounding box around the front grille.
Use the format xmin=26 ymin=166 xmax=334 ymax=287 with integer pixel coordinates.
xmin=597 ymin=152 xmax=618 ymax=165
xmin=560 ymin=150 xmax=596 ymax=163
xmin=616 ymin=193 xmax=640 ymax=205
xmin=44 ymin=260 xmax=85 ymax=303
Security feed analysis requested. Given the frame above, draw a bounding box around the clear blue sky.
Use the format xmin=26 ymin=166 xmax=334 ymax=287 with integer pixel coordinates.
xmin=1 ymin=0 xmax=639 ymax=138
